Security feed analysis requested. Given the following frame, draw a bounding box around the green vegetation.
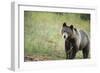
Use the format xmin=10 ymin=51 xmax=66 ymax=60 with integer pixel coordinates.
xmin=24 ymin=11 xmax=90 ymax=61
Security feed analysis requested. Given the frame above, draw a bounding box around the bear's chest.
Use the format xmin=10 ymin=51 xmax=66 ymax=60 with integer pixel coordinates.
xmin=69 ymin=39 xmax=76 ymax=47
xmin=69 ymin=38 xmax=81 ymax=50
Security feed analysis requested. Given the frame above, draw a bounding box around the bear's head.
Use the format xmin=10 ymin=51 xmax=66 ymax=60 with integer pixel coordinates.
xmin=61 ymin=22 xmax=74 ymax=40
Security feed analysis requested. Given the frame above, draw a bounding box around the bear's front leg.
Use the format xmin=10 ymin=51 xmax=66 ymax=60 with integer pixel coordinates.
xmin=65 ymin=40 xmax=72 ymax=59
xmin=65 ymin=40 xmax=70 ymax=59
xmin=69 ymin=48 xmax=76 ymax=59
xmin=69 ymin=38 xmax=79 ymax=59
xmin=65 ymin=44 xmax=69 ymax=59
xmin=71 ymin=45 xmax=78 ymax=59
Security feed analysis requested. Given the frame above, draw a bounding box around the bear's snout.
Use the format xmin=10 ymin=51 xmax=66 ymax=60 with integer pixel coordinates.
xmin=62 ymin=33 xmax=68 ymax=40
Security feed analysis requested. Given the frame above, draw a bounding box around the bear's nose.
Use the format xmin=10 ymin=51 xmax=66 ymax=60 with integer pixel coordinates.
xmin=64 ymin=35 xmax=66 ymax=38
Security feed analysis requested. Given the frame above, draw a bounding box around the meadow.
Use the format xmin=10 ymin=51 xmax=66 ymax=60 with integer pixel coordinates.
xmin=24 ymin=11 xmax=90 ymax=61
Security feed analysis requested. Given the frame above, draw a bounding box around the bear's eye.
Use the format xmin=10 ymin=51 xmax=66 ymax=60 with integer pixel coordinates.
xmin=64 ymin=30 xmax=66 ymax=32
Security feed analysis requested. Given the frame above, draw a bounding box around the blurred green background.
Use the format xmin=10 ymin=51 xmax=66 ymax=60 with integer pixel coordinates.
xmin=24 ymin=11 xmax=90 ymax=61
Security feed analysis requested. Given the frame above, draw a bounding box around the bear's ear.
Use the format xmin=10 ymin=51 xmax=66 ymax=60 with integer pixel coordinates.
xmin=70 ymin=25 xmax=73 ymax=30
xmin=63 ymin=22 xmax=67 ymax=27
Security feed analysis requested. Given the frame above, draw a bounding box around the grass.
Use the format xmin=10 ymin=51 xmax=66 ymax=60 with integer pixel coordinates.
xmin=24 ymin=11 xmax=90 ymax=61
